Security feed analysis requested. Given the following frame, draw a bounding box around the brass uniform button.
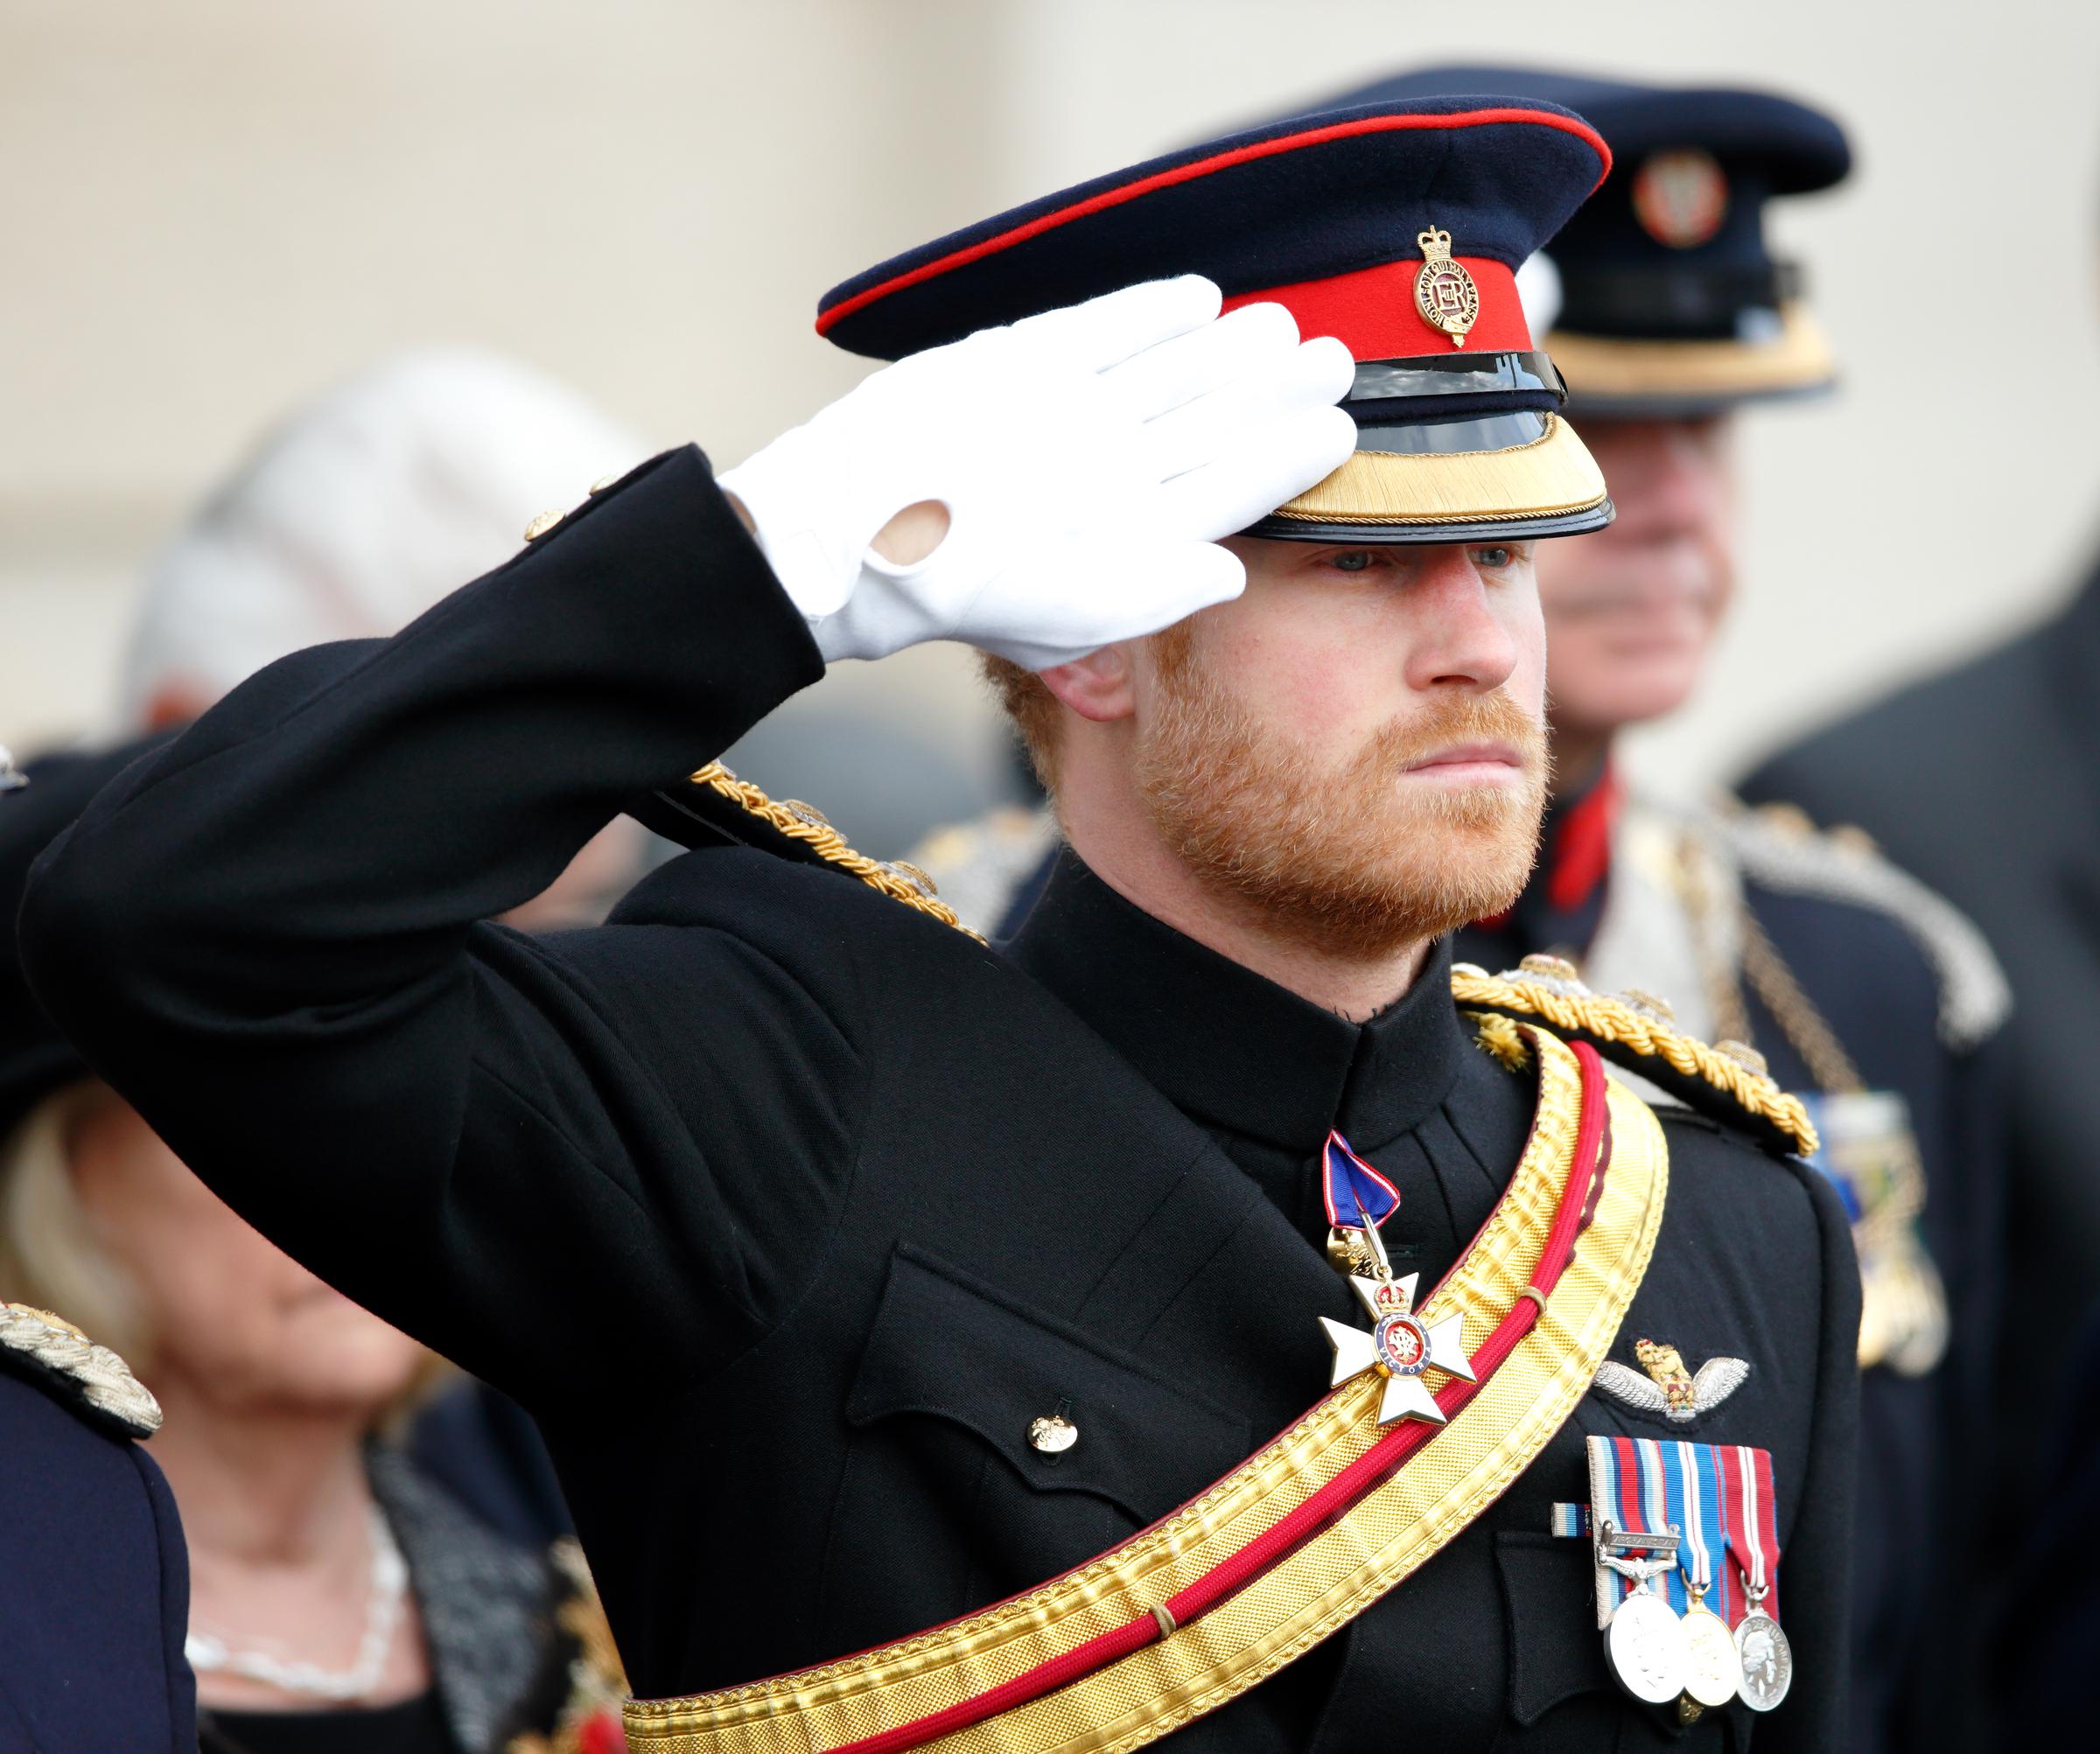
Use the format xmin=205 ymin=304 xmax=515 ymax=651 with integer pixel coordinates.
xmin=522 ymin=509 xmax=564 ymax=542
xmin=1027 ymin=1414 xmax=1078 ymax=1454
xmin=590 ymin=471 xmax=624 ymax=495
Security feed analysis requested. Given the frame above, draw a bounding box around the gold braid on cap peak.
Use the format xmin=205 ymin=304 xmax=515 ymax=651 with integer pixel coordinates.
xmin=687 ymin=764 xmax=984 ymax=942
xmin=1453 ymin=959 xmax=1819 ymax=1159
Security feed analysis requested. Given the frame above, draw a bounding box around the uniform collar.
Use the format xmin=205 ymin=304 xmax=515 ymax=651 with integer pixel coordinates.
xmin=1006 ymin=850 xmax=1470 ymax=1154
xmin=1469 ymin=759 xmax=1620 ymax=955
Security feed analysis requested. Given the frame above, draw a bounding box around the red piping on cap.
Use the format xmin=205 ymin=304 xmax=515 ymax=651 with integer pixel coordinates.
xmin=817 ymin=108 xmax=1613 ymax=338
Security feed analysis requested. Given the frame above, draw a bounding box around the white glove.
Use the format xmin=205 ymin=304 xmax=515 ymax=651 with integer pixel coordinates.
xmin=719 ymin=276 xmax=1356 ymax=669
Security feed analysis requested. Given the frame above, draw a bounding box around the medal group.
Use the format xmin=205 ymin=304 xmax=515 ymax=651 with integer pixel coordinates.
xmin=1573 ymin=1435 xmax=1793 ymax=1722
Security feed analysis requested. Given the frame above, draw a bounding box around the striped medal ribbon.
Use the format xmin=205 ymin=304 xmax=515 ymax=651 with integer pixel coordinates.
xmin=1670 ymin=1441 xmax=1742 ymax=1716
xmin=1720 ymin=1443 xmax=1793 ymax=1711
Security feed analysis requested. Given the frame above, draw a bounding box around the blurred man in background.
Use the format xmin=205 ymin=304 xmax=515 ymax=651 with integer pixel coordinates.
xmin=1743 ymin=420 xmax=2100 ymax=1746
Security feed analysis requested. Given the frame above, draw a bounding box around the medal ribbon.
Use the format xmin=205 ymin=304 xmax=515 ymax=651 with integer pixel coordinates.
xmin=1320 ymin=1129 xmax=1401 ymax=1232
xmin=1718 ymin=1443 xmax=1781 ymax=1626
xmin=1590 ymin=1436 xmax=1690 ymax=1612
xmin=1672 ymin=1439 xmax=1732 ymax=1621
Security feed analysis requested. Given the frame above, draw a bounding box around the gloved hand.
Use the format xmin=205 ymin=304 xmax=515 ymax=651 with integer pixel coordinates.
xmin=718 ymin=276 xmax=1355 ymax=669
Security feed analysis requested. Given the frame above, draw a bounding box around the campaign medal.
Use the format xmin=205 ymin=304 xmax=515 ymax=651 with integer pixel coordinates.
xmin=1315 ymin=1131 xmax=1477 ymax=1426
xmin=1802 ymin=1089 xmax=1949 ymax=1375
xmin=1670 ymin=1442 xmax=1741 ymax=1722
xmin=1414 ymin=226 xmax=1480 ymax=347
xmin=1597 ymin=1526 xmax=1688 ymax=1705
xmin=1585 ymin=1436 xmax=1688 ymax=1705
xmin=1720 ymin=1443 xmax=1794 ymax=1712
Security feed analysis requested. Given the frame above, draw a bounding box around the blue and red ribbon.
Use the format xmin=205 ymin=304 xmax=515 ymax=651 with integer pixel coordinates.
xmin=1321 ymin=1129 xmax=1401 ymax=1233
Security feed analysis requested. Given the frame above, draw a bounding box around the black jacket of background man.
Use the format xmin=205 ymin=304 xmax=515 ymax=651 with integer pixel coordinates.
xmin=1745 ymin=563 xmax=2099 ymax=1486
xmin=21 ymin=447 xmax=1859 ymax=1751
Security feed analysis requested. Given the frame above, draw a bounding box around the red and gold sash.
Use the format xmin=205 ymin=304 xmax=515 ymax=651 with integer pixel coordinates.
xmin=626 ymin=1028 xmax=1668 ymax=1754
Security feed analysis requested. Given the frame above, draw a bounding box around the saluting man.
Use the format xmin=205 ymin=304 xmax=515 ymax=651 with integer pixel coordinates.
xmin=24 ymin=98 xmax=1857 ymax=1750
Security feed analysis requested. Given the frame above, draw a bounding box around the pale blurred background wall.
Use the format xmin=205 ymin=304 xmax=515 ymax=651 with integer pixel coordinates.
xmin=6 ymin=0 xmax=2098 ymax=822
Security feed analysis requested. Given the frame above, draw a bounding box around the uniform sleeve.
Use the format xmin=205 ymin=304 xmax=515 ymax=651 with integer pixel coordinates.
xmin=18 ymin=447 xmax=845 ymax=1398
xmin=1764 ymin=1159 xmax=1863 ymax=1754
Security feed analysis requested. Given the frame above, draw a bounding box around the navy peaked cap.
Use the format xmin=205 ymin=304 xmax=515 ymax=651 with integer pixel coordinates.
xmin=1283 ymin=67 xmax=1851 ymax=410
xmin=817 ymin=97 xmax=1609 ymax=362
xmin=1304 ymin=69 xmax=1848 ymax=193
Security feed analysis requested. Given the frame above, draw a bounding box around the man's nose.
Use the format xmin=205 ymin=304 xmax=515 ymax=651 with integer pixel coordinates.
xmin=1401 ymin=548 xmax=1520 ymax=692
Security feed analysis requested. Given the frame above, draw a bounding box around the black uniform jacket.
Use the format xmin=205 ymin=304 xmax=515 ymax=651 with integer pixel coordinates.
xmin=1744 ymin=567 xmax=2096 ymax=1484
xmin=21 ymin=447 xmax=1858 ymax=1751
xmin=1459 ymin=786 xmax=2004 ymax=1754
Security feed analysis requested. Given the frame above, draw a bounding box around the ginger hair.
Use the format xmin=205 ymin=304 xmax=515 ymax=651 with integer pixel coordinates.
xmin=979 ymin=653 xmax=1065 ymax=791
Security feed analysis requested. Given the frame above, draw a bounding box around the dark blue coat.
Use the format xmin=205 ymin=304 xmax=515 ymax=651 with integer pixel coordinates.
xmin=0 ymin=1365 xmax=195 ymax=1751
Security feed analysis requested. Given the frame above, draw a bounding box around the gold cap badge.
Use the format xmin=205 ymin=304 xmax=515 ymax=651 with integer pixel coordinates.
xmin=1414 ymin=226 xmax=1480 ymax=348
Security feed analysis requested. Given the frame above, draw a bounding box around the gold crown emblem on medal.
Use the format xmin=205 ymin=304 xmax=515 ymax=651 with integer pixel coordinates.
xmin=1414 ymin=223 xmax=1480 ymax=348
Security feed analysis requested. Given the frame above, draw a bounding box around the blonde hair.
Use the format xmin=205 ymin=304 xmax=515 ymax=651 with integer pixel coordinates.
xmin=0 ymin=1081 xmax=151 ymax=1366
xmin=0 ymin=1080 xmax=452 ymax=1421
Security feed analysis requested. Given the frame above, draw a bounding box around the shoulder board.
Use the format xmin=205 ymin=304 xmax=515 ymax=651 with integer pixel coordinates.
xmin=630 ymin=762 xmax=985 ymax=941
xmin=0 ymin=1303 xmax=162 ymax=1440
xmin=1717 ymin=796 xmax=2010 ymax=1052
xmin=1452 ymin=959 xmax=1818 ymax=1158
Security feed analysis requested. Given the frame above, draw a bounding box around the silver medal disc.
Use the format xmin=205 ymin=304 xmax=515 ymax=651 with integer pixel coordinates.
xmin=1678 ymin=1604 xmax=1742 ymax=1709
xmin=1605 ymin=1591 xmax=1689 ymax=1705
xmin=1733 ymin=1609 xmax=1794 ymax=1711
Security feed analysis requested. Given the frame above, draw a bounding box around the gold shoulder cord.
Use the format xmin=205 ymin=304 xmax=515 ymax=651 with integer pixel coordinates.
xmin=1451 ymin=963 xmax=1819 ymax=1158
xmin=688 ymin=763 xmax=984 ymax=942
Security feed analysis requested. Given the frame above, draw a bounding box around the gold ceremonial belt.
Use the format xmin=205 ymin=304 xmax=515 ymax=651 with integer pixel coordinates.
xmin=626 ymin=1031 xmax=1668 ymax=1754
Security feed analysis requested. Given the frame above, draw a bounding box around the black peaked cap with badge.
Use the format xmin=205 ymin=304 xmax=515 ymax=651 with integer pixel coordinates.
xmin=1298 ymin=69 xmax=1852 ymax=416
xmin=821 ymin=95 xmax=1618 ymax=543
xmin=22 ymin=101 xmax=1855 ymax=1750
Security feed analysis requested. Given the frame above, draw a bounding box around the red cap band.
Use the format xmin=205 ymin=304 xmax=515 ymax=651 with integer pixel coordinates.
xmin=1222 ymin=256 xmax=1529 ymax=360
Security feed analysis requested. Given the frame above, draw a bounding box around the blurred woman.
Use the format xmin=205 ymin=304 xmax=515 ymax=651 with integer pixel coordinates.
xmin=0 ymin=352 xmax=651 ymax=1749
xmin=0 ymin=744 xmax=626 ymax=1753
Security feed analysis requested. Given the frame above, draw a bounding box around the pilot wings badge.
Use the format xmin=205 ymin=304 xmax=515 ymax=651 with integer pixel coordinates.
xmin=1592 ymin=1338 xmax=1749 ymax=1424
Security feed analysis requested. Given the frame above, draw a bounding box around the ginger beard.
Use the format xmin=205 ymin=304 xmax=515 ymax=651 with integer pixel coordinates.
xmin=1133 ymin=624 xmax=1549 ymax=957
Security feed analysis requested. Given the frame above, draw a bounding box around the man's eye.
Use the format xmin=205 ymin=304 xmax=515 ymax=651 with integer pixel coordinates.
xmin=1473 ymin=546 xmax=1516 ymax=570
xmin=1331 ymin=550 xmax=1375 ymax=573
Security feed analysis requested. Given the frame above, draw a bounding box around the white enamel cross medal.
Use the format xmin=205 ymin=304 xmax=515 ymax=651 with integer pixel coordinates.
xmin=1315 ymin=1130 xmax=1477 ymax=1426
xmin=1320 ymin=1270 xmax=1478 ymax=1425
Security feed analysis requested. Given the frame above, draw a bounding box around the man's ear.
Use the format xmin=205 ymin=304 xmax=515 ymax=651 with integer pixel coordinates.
xmin=1039 ymin=642 xmax=1137 ymax=723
